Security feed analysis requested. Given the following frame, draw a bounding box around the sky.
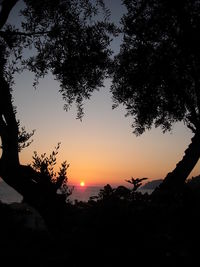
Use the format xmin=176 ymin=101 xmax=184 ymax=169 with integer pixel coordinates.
xmin=5 ymin=0 xmax=200 ymax=187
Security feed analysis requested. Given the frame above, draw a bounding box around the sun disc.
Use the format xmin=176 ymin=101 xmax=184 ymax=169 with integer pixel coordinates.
xmin=80 ymin=181 xmax=85 ymax=187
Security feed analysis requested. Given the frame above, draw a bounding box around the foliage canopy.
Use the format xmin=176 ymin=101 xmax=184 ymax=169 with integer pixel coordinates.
xmin=1 ymin=0 xmax=115 ymax=118
xmin=111 ymin=0 xmax=200 ymax=135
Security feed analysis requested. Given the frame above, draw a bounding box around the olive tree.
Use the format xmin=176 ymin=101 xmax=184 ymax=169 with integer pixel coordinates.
xmin=111 ymin=0 xmax=200 ymax=191
xmin=0 ymin=0 xmax=114 ymax=214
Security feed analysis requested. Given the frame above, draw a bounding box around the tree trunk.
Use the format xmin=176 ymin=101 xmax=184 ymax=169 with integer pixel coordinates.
xmin=0 ymin=73 xmax=66 ymax=225
xmin=0 ymin=76 xmax=39 ymax=202
xmin=153 ymin=130 xmax=200 ymax=195
xmin=0 ymin=0 xmax=43 ymax=204
xmin=0 ymin=0 xmax=67 ymax=226
xmin=0 ymin=77 xmax=19 ymax=166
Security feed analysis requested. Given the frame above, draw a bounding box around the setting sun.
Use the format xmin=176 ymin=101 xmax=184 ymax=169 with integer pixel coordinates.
xmin=80 ymin=181 xmax=85 ymax=187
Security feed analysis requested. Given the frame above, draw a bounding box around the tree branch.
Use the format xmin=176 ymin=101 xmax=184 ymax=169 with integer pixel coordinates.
xmin=0 ymin=30 xmax=50 ymax=38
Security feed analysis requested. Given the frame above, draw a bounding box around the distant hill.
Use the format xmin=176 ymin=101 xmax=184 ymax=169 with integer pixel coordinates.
xmin=141 ymin=179 xmax=163 ymax=190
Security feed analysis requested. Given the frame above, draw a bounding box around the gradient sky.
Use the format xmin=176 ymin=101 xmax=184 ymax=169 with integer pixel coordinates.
xmin=6 ymin=0 xmax=200 ymax=186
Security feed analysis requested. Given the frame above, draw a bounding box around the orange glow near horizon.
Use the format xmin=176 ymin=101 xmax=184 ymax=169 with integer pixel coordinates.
xmin=16 ymin=79 xmax=200 ymax=187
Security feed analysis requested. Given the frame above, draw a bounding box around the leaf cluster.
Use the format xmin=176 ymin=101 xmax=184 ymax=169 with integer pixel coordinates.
xmin=18 ymin=124 xmax=35 ymax=152
xmin=1 ymin=0 xmax=116 ymax=119
xmin=125 ymin=177 xmax=148 ymax=192
xmin=111 ymin=0 xmax=200 ymax=134
xmin=31 ymin=143 xmax=73 ymax=201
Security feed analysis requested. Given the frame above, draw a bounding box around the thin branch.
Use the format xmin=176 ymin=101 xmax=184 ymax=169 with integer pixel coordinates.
xmin=0 ymin=30 xmax=51 ymax=37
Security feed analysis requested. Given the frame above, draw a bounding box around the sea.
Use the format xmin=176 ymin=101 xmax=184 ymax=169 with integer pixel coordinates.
xmin=0 ymin=180 xmax=153 ymax=204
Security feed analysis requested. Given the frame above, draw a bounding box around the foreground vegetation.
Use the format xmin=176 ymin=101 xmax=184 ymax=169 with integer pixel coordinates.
xmin=1 ymin=176 xmax=200 ymax=267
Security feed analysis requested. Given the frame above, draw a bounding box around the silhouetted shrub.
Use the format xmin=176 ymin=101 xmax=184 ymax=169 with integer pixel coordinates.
xmin=126 ymin=177 xmax=148 ymax=192
xmin=89 ymin=178 xmax=149 ymax=204
xmin=31 ymin=143 xmax=73 ymax=202
xmin=97 ymin=184 xmax=114 ymax=200
xmin=114 ymin=185 xmax=130 ymax=199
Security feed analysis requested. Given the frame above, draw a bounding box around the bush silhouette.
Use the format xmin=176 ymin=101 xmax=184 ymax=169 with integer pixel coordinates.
xmin=30 ymin=143 xmax=73 ymax=202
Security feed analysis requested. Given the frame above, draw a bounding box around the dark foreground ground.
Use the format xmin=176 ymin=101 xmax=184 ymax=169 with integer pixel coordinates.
xmin=0 ymin=183 xmax=200 ymax=267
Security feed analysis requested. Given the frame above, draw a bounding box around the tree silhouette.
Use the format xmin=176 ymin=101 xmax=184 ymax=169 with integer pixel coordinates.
xmin=0 ymin=0 xmax=114 ymax=215
xmin=111 ymin=0 xmax=200 ymax=192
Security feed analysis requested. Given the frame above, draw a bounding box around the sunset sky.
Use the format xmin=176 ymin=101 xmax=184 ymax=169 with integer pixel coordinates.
xmin=7 ymin=0 xmax=200 ymax=186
